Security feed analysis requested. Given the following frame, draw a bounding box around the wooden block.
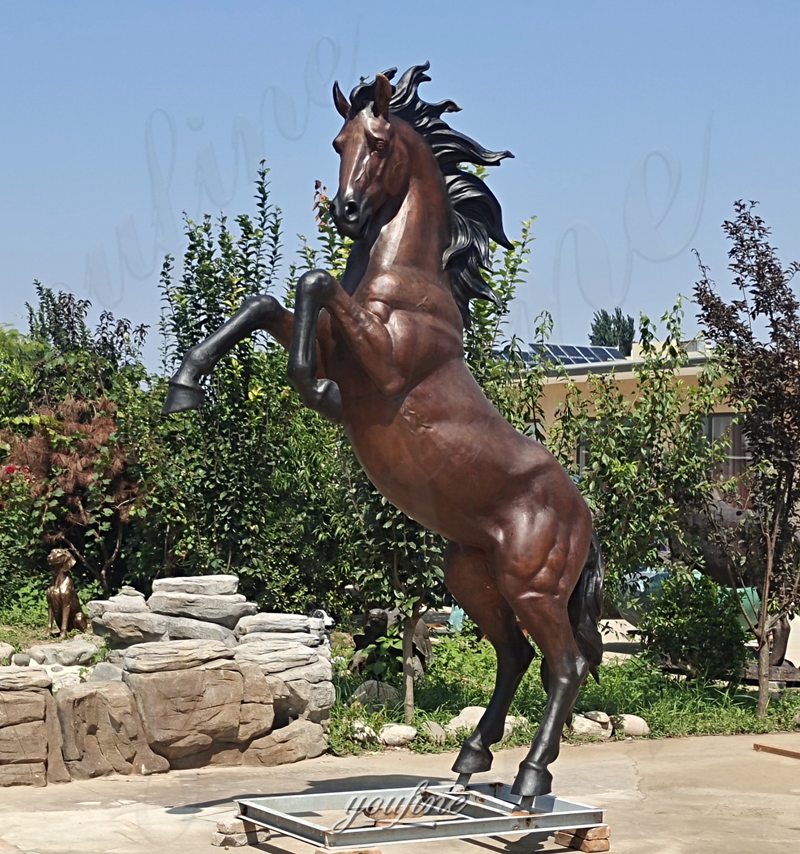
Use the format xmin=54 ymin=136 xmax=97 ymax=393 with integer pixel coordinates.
xmin=558 ymin=825 xmax=611 ymax=841
xmin=315 ymin=849 xmax=382 ymax=854
xmin=554 ymin=828 xmax=611 ymax=852
xmin=753 ymin=742 xmax=800 ymax=760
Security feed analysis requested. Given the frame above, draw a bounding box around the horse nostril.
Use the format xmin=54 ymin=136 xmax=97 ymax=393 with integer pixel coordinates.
xmin=343 ymin=200 xmax=359 ymax=221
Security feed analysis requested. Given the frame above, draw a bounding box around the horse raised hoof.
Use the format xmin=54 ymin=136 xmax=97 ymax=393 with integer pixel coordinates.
xmin=312 ymin=378 xmax=343 ymax=424
xmin=452 ymin=739 xmax=493 ymax=774
xmin=162 ymin=380 xmax=205 ymax=414
xmin=511 ymin=761 xmax=553 ymax=797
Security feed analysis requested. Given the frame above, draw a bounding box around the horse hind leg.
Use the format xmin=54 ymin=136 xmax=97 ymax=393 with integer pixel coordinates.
xmin=496 ymin=549 xmax=592 ymax=797
xmin=444 ymin=543 xmax=534 ymax=776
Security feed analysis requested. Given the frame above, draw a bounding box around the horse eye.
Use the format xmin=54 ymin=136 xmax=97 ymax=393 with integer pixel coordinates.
xmin=374 ymin=138 xmax=386 ymax=153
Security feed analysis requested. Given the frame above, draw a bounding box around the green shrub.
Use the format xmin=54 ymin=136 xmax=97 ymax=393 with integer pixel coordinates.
xmin=637 ymin=570 xmax=748 ymax=680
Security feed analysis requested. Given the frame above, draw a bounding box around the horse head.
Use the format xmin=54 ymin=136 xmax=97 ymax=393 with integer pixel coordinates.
xmin=329 ymin=72 xmax=410 ymax=240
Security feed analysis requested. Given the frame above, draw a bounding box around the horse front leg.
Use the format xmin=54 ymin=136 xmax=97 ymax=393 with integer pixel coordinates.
xmin=287 ymin=270 xmax=343 ymax=423
xmin=163 ymin=294 xmax=292 ymax=414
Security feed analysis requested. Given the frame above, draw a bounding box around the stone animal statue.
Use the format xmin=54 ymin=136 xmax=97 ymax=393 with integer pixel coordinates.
xmin=46 ymin=548 xmax=88 ymax=637
xmin=350 ymin=607 xmax=433 ymax=679
xmin=163 ymin=63 xmax=603 ymax=798
xmin=675 ymin=498 xmax=793 ymax=666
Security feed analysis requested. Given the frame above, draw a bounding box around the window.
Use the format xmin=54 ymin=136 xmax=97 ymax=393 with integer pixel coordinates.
xmin=705 ymin=414 xmax=750 ymax=479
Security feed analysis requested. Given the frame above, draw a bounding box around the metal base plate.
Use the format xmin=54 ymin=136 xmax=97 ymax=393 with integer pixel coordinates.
xmin=236 ymin=781 xmax=604 ymax=850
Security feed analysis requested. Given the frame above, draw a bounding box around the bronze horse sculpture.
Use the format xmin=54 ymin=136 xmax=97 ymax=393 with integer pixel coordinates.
xmin=163 ymin=63 xmax=603 ymax=798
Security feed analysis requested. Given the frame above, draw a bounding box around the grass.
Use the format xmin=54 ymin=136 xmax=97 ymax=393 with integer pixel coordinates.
xmin=328 ymin=631 xmax=800 ymax=756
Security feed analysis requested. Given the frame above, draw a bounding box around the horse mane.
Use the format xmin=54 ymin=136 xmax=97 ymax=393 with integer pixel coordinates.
xmin=347 ymin=62 xmax=514 ymax=325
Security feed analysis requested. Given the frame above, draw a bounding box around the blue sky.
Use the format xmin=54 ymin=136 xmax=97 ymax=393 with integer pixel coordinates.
xmin=2 ymin=2 xmax=798 ymax=360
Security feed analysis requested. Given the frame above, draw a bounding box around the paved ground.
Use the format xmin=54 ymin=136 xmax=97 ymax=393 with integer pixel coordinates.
xmin=1 ymin=733 xmax=798 ymax=854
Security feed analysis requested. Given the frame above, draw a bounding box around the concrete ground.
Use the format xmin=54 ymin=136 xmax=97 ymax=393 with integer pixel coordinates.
xmin=1 ymin=733 xmax=798 ymax=854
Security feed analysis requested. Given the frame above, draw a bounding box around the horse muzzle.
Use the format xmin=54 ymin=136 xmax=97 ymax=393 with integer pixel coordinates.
xmin=330 ymin=194 xmax=370 ymax=240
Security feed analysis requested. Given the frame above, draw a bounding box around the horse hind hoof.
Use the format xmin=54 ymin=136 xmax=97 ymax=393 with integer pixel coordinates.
xmin=511 ymin=762 xmax=553 ymax=797
xmin=162 ymin=381 xmax=205 ymax=414
xmin=452 ymin=741 xmax=493 ymax=775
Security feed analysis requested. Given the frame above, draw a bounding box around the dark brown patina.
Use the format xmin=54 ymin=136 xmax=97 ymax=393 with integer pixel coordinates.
xmin=163 ymin=63 xmax=603 ymax=796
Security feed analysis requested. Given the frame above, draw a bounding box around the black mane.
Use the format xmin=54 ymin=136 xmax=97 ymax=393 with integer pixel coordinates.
xmin=348 ymin=62 xmax=513 ymax=325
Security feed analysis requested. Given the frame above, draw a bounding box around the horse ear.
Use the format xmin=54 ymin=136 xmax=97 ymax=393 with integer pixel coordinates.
xmin=332 ymin=81 xmax=350 ymax=118
xmin=372 ymin=72 xmax=391 ymax=119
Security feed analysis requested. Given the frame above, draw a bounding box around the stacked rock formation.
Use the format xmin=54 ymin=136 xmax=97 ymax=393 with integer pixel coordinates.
xmin=0 ymin=575 xmax=331 ymax=786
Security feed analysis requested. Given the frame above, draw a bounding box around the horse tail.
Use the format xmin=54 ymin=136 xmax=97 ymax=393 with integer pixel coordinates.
xmin=539 ymin=530 xmax=604 ymax=691
xmin=569 ymin=530 xmax=604 ymax=683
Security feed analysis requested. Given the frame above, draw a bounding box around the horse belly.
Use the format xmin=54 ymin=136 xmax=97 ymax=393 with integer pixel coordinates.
xmin=346 ymin=404 xmax=529 ymax=545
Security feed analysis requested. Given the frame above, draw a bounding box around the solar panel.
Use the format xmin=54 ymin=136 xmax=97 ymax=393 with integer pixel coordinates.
xmin=520 ymin=343 xmax=625 ymax=366
xmin=496 ymin=343 xmax=627 ymax=367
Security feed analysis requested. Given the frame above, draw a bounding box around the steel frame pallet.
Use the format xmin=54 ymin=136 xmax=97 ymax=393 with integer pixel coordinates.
xmin=236 ymin=780 xmax=604 ymax=850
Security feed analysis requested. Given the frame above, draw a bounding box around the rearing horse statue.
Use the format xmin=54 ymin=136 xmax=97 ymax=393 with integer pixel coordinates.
xmin=163 ymin=63 xmax=603 ymax=798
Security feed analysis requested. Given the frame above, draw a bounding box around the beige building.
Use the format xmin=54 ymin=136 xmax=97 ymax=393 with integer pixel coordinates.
xmin=536 ymin=342 xmax=747 ymax=479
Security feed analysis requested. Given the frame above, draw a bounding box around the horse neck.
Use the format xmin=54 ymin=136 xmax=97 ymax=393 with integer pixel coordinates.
xmin=352 ymin=136 xmax=451 ymax=286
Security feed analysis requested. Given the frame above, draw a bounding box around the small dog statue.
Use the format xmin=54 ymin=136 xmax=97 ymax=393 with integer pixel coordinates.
xmin=46 ymin=549 xmax=88 ymax=637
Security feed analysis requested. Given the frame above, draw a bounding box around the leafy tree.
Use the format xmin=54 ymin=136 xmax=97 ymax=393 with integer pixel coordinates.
xmin=549 ymin=302 xmax=727 ymax=596
xmin=135 ymin=164 xmax=347 ymax=611
xmin=25 ymin=283 xmax=147 ymax=403
xmin=637 ymin=568 xmax=748 ymax=681
xmin=0 ymin=289 xmax=148 ymax=596
xmin=695 ymin=200 xmax=800 ymax=716
xmin=589 ymin=307 xmax=635 ymax=356
xmin=0 ymin=325 xmax=40 ymax=423
xmin=465 ymin=218 xmax=552 ymax=442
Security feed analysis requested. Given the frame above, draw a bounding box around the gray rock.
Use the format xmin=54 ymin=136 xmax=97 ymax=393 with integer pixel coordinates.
xmin=0 ymin=761 xmax=47 ymax=787
xmin=0 ymin=642 xmax=13 ymax=664
xmin=0 ymin=668 xmax=52 ymax=691
xmin=283 ymin=679 xmax=335 ymax=723
xmin=282 ymin=659 xmax=332 ymax=683
xmin=210 ymin=829 xmax=270 ymax=847
xmin=235 ymin=613 xmax=310 ymax=636
xmin=125 ymin=666 xmax=244 ymax=763
xmin=56 ymin=681 xmax=169 ymax=779
xmin=233 ymin=643 xmax=317 ymax=674
xmin=236 ymin=631 xmax=321 ymax=648
xmin=87 ymin=662 xmax=124 ymax=682
xmin=421 ymin=720 xmax=447 ymax=745
xmin=161 ymin=615 xmax=236 ymax=646
xmin=615 ymin=713 xmax=650 ymax=737
xmin=215 ymin=817 xmax=270 ymax=843
xmin=11 ymin=653 xmax=30 ymax=667
xmin=152 ymin=574 xmax=239 ymax=596
xmin=122 ymin=639 xmax=234 ymax=673
xmin=0 ymin=719 xmax=47 ymax=764
xmin=584 ymin=710 xmax=611 ymax=725
xmin=27 ymin=637 xmax=98 ymax=667
xmin=379 ymin=724 xmax=417 ymax=747
xmin=91 ymin=611 xmax=169 ymax=647
xmin=349 ymin=680 xmax=401 ymax=710
xmin=147 ymin=591 xmax=256 ymax=628
xmin=43 ymin=664 xmax=84 ymax=693
xmin=243 ymin=719 xmax=326 ymax=766
xmin=571 ymin=713 xmax=611 ymax=739
xmin=505 ymin=714 xmax=528 ymax=737
xmin=0 ymin=690 xmax=45 ymax=730
xmin=87 ymin=600 xmax=111 ymax=620
xmin=445 ymin=706 xmax=486 ymax=734
xmin=107 ymin=586 xmax=148 ymax=612
xmin=351 ymin=720 xmax=378 ymax=743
